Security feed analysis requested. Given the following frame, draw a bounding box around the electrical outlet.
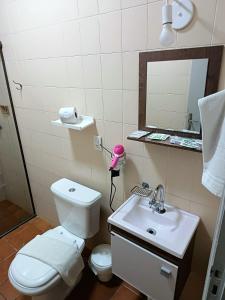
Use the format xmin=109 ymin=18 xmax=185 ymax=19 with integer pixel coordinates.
xmin=94 ymin=136 xmax=102 ymax=151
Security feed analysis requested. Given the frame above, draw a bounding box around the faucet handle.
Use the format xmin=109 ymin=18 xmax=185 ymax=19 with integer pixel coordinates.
xmin=148 ymin=192 xmax=157 ymax=207
xmin=142 ymin=182 xmax=150 ymax=189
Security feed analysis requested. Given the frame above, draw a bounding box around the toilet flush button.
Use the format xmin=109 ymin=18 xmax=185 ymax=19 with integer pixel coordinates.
xmin=69 ymin=188 xmax=76 ymax=192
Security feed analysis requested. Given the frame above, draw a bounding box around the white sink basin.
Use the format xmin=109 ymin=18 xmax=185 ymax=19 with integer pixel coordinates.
xmin=108 ymin=195 xmax=200 ymax=258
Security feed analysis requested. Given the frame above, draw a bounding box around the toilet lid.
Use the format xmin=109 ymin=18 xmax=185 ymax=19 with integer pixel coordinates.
xmin=10 ymin=254 xmax=58 ymax=288
xmin=91 ymin=244 xmax=112 ymax=268
xmin=10 ymin=226 xmax=85 ymax=288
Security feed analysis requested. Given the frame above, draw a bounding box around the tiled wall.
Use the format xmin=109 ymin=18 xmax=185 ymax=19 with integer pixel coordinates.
xmin=0 ymin=0 xmax=224 ymax=274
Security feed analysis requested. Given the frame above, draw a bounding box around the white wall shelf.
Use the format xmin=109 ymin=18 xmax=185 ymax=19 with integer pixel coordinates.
xmin=51 ymin=115 xmax=94 ymax=131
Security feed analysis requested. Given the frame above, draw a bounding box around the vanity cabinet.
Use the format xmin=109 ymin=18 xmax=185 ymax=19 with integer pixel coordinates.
xmin=110 ymin=226 xmax=195 ymax=300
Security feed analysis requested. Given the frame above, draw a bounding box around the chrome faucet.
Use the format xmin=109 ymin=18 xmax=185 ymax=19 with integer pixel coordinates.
xmin=149 ymin=184 xmax=166 ymax=214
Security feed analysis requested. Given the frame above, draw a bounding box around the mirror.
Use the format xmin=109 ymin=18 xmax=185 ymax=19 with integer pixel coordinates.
xmin=146 ymin=59 xmax=208 ymax=133
xmin=139 ymin=46 xmax=224 ymax=139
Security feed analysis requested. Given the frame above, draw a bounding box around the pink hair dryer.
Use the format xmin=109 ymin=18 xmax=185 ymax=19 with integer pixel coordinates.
xmin=109 ymin=144 xmax=125 ymax=171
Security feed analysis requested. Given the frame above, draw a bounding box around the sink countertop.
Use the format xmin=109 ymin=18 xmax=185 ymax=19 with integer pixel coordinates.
xmin=108 ymin=194 xmax=200 ymax=259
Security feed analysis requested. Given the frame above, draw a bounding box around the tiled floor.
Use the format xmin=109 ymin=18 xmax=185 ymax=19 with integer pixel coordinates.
xmin=0 ymin=217 xmax=205 ymax=300
xmin=0 ymin=200 xmax=32 ymax=237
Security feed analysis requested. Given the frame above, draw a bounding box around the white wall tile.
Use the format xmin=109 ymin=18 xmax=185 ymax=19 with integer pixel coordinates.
xmin=212 ymin=0 xmax=225 ymax=44
xmin=21 ymin=86 xmax=44 ymax=111
xmin=65 ymin=56 xmax=84 ymax=88
xmin=123 ymin=124 xmax=144 ymax=156
xmin=80 ymin=16 xmax=100 ymax=55
xmin=77 ymin=0 xmax=98 ymax=17
xmin=83 ymin=55 xmax=102 ymax=88
xmin=123 ymin=90 xmax=138 ymax=124
xmin=67 ymin=88 xmax=86 ymax=115
xmin=31 ymin=132 xmax=64 ymax=158
xmin=104 ymin=121 xmax=123 ymax=148
xmin=14 ymin=25 xmax=64 ymax=60
xmin=101 ymin=53 xmax=122 ymax=89
xmin=177 ymin=0 xmax=217 ymax=47
xmin=122 ymin=51 xmax=139 ymax=90
xmin=59 ymin=0 xmax=78 ymax=21
xmin=62 ymin=21 xmax=81 ymax=56
xmin=103 ymin=90 xmax=123 ymax=122
xmin=121 ymin=0 xmax=147 ymax=9
xmin=23 ymin=58 xmax=67 ymax=87
xmin=122 ymin=5 xmax=147 ymax=51
xmin=166 ymin=149 xmax=194 ymax=200
xmin=98 ymin=0 xmax=121 ymax=13
xmin=85 ymin=89 xmax=103 ymax=119
xmin=99 ymin=11 xmax=122 ymax=53
xmin=40 ymin=87 xmax=67 ymax=112
xmin=12 ymin=0 xmax=77 ymax=32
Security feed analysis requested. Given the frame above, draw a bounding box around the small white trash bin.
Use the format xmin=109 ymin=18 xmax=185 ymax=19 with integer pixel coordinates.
xmin=89 ymin=244 xmax=112 ymax=282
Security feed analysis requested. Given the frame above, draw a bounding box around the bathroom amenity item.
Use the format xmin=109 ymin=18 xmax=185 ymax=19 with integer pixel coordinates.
xmin=128 ymin=130 xmax=150 ymax=139
xmin=199 ymin=90 xmax=225 ymax=197
xmin=51 ymin=115 xmax=94 ymax=131
xmin=17 ymin=235 xmax=84 ymax=287
xmin=170 ymin=136 xmax=202 ymax=150
xmin=130 ymin=184 xmax=153 ymax=198
xmin=9 ymin=179 xmax=101 ymax=300
xmin=109 ymin=145 xmax=126 ymax=172
xmin=59 ymin=107 xmax=80 ymax=124
xmin=89 ymin=244 xmax=112 ymax=282
xmin=146 ymin=133 xmax=170 ymax=141
xmin=108 ymin=145 xmax=126 ymax=212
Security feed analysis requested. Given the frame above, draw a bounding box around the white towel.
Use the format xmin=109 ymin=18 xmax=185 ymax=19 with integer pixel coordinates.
xmin=198 ymin=89 xmax=225 ymax=197
xmin=18 ymin=235 xmax=84 ymax=287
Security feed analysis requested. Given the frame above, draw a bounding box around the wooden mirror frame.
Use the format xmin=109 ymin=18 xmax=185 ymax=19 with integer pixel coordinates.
xmin=139 ymin=46 xmax=224 ymax=139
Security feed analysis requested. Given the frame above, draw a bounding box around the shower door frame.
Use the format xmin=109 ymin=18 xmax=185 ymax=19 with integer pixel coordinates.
xmin=0 ymin=41 xmax=36 ymax=237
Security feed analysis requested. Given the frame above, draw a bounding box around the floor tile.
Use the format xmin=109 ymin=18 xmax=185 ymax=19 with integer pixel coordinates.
xmin=0 ymin=255 xmax=15 ymax=286
xmin=28 ymin=217 xmax=52 ymax=233
xmin=110 ymin=285 xmax=145 ymax=300
xmin=0 ymin=240 xmax=15 ymax=263
xmin=0 ymin=200 xmax=32 ymax=237
xmin=4 ymin=226 xmax=40 ymax=250
xmin=15 ymin=295 xmax=31 ymax=300
xmin=122 ymin=282 xmax=141 ymax=296
xmin=67 ymin=267 xmax=121 ymax=300
xmin=0 ymin=280 xmax=20 ymax=300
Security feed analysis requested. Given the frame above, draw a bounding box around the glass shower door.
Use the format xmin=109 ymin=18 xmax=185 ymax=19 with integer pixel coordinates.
xmin=0 ymin=45 xmax=35 ymax=236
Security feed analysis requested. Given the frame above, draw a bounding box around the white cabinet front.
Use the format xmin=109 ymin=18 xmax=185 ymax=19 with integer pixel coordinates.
xmin=111 ymin=233 xmax=178 ymax=300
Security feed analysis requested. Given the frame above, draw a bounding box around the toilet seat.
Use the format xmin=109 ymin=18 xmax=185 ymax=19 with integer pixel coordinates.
xmin=9 ymin=267 xmax=61 ymax=296
xmin=9 ymin=226 xmax=85 ymax=295
xmin=10 ymin=255 xmax=59 ymax=288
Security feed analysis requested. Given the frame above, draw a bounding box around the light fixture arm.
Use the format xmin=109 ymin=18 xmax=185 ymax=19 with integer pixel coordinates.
xmin=159 ymin=0 xmax=194 ymax=46
xmin=172 ymin=0 xmax=194 ymax=30
xmin=162 ymin=2 xmax=173 ymax=25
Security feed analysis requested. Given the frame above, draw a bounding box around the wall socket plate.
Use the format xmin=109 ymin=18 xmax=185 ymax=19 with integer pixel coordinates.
xmin=94 ymin=136 xmax=102 ymax=151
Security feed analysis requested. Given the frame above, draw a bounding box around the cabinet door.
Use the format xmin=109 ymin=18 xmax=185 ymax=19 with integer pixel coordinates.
xmin=111 ymin=233 xmax=178 ymax=300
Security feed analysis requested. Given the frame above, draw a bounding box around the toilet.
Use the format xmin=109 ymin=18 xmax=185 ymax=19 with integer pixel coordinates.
xmin=8 ymin=178 xmax=101 ymax=300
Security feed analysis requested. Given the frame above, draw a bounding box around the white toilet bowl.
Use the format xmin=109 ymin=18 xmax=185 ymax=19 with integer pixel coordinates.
xmin=8 ymin=226 xmax=85 ymax=300
xmin=8 ymin=179 xmax=101 ymax=300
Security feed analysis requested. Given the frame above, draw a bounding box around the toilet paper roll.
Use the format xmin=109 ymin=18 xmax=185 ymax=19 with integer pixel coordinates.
xmin=59 ymin=107 xmax=80 ymax=124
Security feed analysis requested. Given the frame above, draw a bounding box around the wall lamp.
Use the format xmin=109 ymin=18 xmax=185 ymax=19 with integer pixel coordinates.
xmin=160 ymin=0 xmax=194 ymax=47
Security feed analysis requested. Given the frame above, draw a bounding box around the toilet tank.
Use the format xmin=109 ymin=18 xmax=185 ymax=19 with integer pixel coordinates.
xmin=51 ymin=178 xmax=101 ymax=239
